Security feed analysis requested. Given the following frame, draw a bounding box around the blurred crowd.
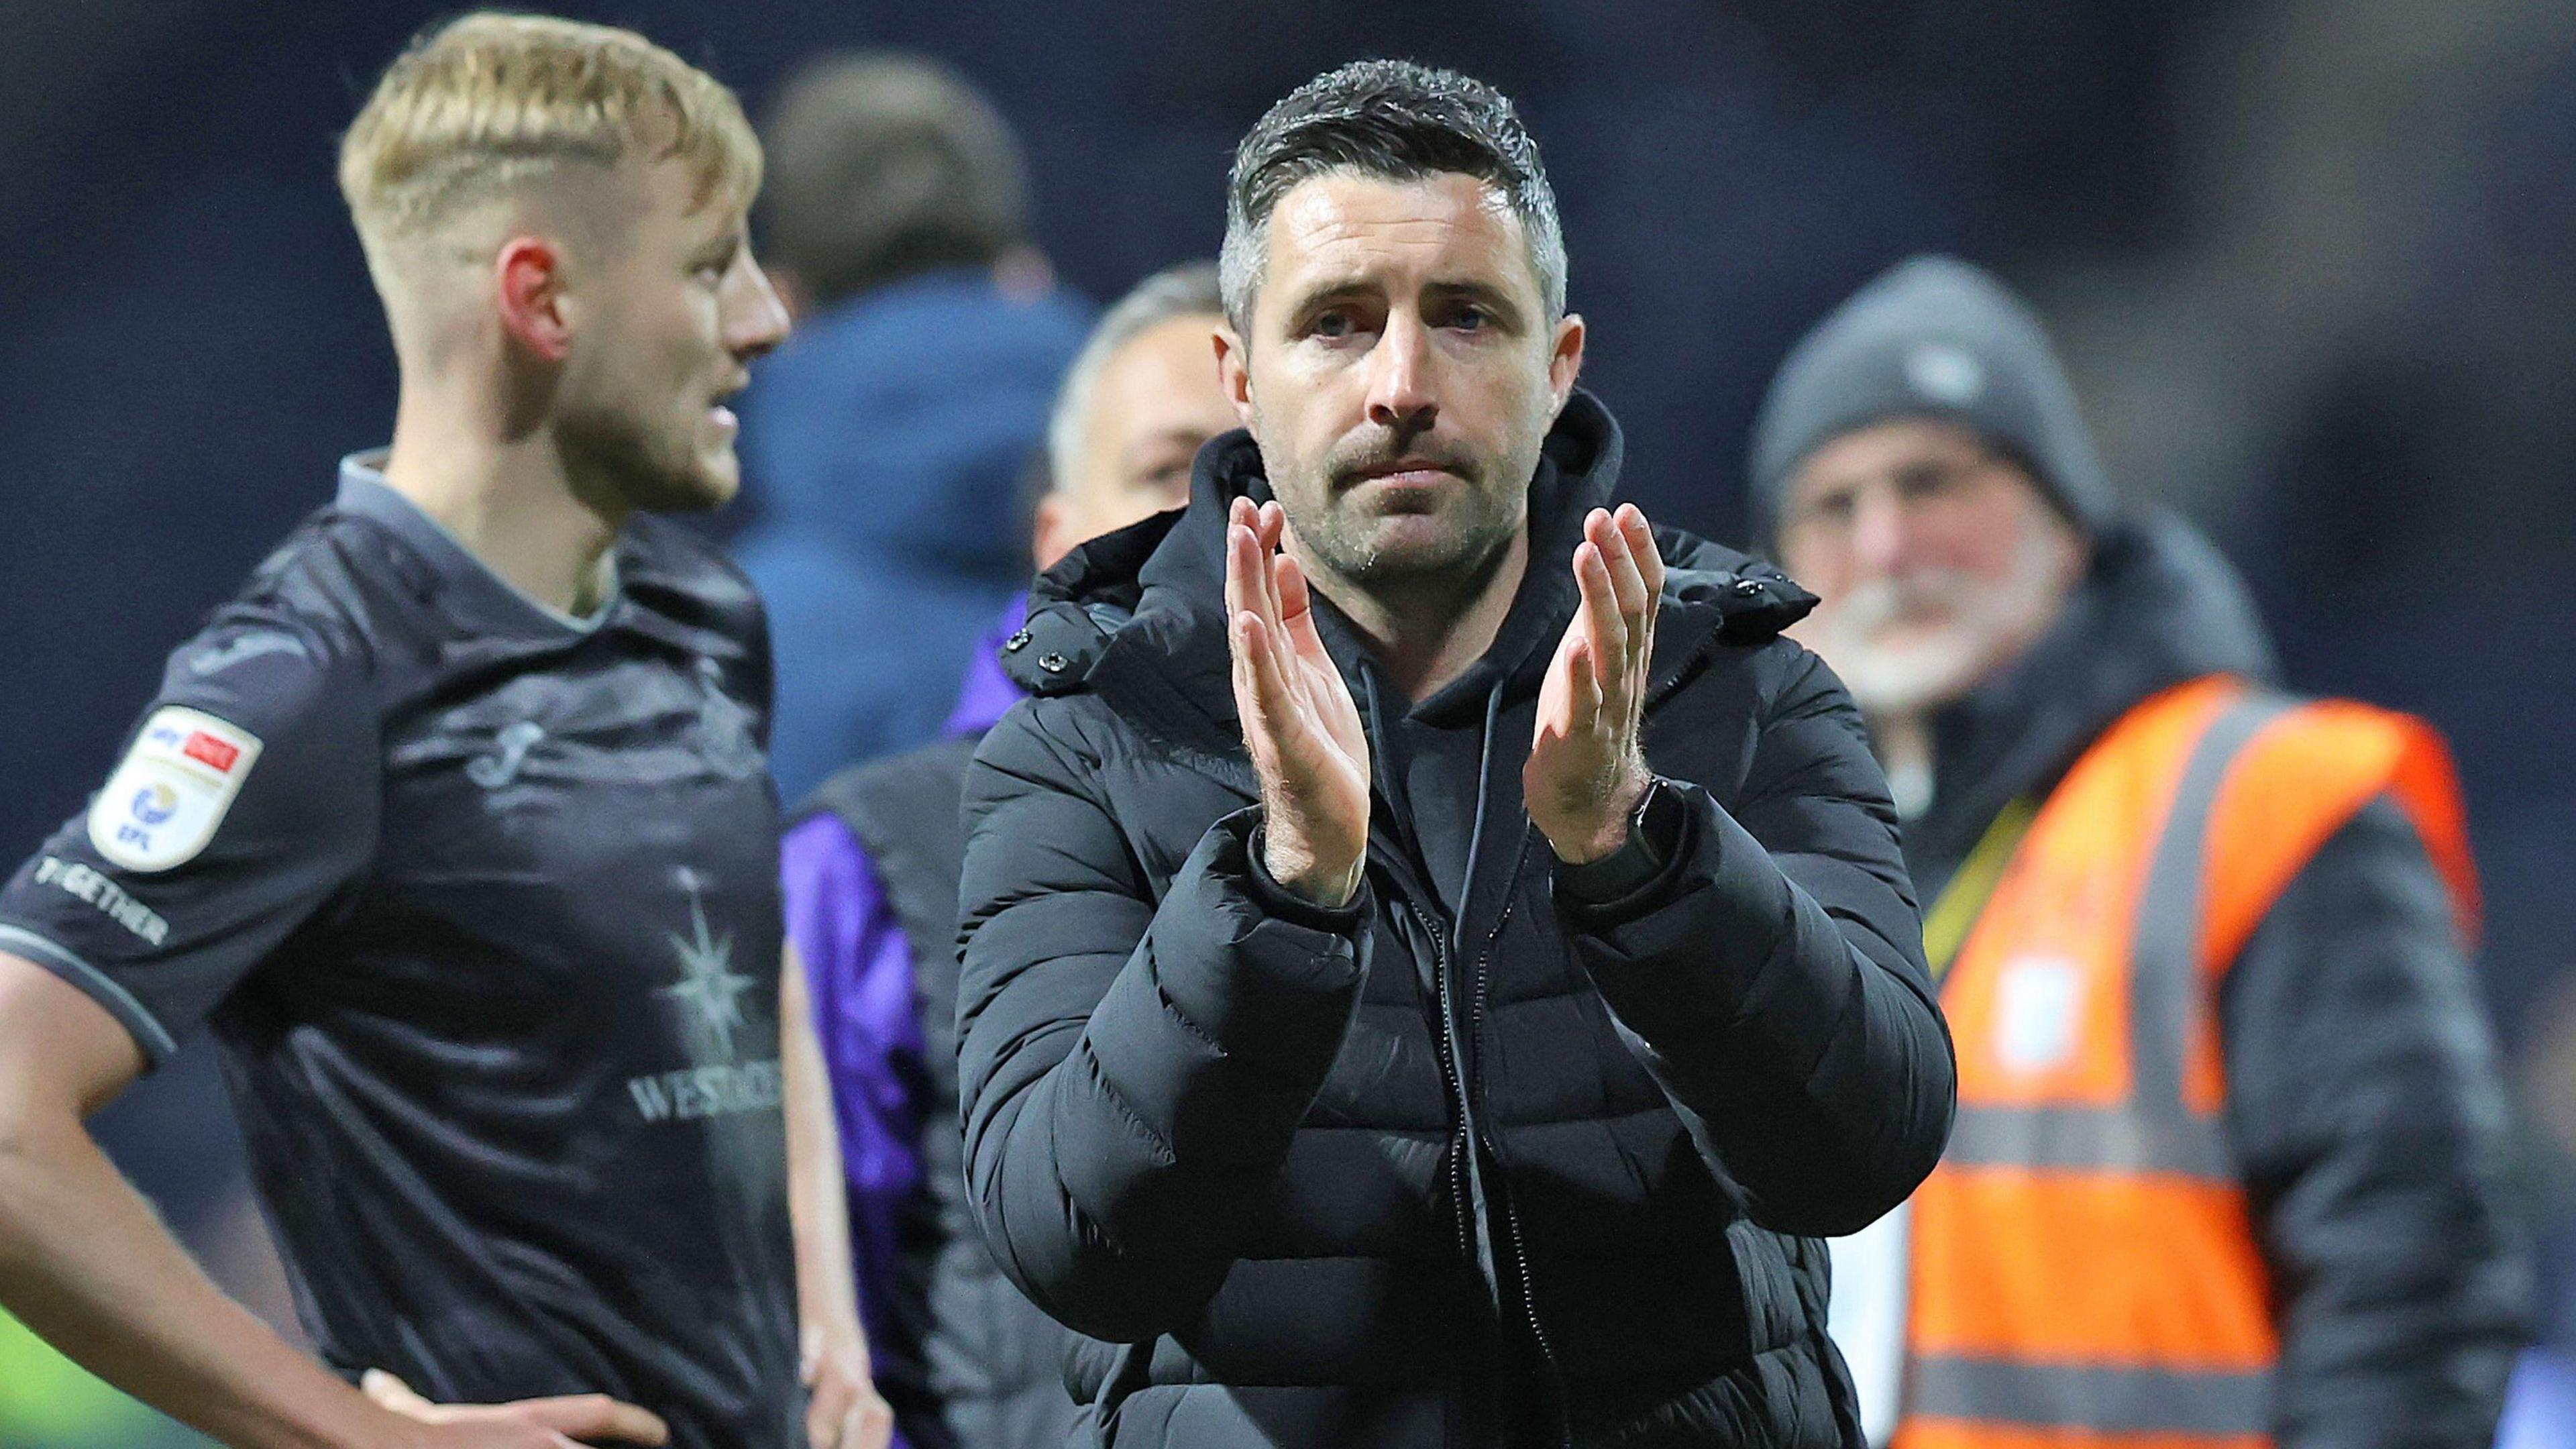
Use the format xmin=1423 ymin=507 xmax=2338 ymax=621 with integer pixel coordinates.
xmin=2 ymin=1 xmax=2571 ymax=1444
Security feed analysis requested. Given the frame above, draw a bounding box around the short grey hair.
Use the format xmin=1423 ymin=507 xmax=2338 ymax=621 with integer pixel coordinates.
xmin=1046 ymin=260 xmax=1226 ymax=490
xmin=1217 ymin=60 xmax=1566 ymax=333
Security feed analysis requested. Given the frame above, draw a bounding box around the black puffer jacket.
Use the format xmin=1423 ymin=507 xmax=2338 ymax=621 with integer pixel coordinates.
xmin=955 ymin=394 xmax=1955 ymax=1448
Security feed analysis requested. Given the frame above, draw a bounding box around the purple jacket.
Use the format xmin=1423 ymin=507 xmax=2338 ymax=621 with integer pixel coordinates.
xmin=778 ymin=598 xmax=1026 ymax=1439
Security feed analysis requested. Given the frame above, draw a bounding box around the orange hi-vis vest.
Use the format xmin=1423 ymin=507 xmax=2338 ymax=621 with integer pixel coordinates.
xmin=1894 ymin=675 xmax=2478 ymax=1449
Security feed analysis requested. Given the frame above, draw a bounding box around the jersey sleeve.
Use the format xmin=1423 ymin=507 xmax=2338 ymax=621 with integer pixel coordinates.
xmin=0 ymin=608 xmax=379 ymax=1065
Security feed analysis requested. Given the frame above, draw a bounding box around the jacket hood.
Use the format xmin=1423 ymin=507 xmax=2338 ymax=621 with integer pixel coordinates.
xmin=1002 ymin=390 xmax=1815 ymax=767
xmin=735 ymin=270 xmax=1091 ymax=580
xmin=1908 ymin=511 xmax=2277 ymax=883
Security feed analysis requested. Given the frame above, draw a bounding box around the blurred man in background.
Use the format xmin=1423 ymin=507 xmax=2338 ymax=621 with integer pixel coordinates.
xmin=0 ymin=15 xmax=883 ymax=1448
xmin=1755 ymin=256 xmax=2527 ymax=1449
xmin=780 ymin=261 xmax=1232 ymax=1449
xmin=733 ymin=52 xmax=1093 ymax=801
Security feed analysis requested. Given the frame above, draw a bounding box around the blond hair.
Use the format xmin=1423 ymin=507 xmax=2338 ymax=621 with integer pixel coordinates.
xmin=339 ymin=12 xmax=760 ymax=276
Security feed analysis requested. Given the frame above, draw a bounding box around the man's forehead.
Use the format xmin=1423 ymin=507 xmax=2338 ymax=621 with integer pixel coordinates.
xmin=1096 ymin=316 xmax=1224 ymax=411
xmin=1113 ymin=311 xmax=1224 ymax=363
xmin=665 ymin=173 xmax=755 ymax=237
xmin=1794 ymin=417 xmax=2000 ymax=488
xmin=594 ymin=152 xmax=749 ymax=230
xmin=1095 ymin=323 xmax=1228 ymax=431
xmin=1265 ymin=170 xmax=1531 ymax=286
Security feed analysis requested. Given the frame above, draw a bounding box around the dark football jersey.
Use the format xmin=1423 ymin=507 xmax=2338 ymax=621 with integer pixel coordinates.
xmin=0 ymin=459 xmax=800 ymax=1448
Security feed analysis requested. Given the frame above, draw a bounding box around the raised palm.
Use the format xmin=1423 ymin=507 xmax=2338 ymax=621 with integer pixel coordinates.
xmin=1526 ymin=504 xmax=1664 ymax=863
xmin=1225 ymin=497 xmax=1371 ymax=906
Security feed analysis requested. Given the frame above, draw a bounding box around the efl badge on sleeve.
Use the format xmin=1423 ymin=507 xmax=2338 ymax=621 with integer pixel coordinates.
xmin=87 ymin=707 xmax=265 ymax=873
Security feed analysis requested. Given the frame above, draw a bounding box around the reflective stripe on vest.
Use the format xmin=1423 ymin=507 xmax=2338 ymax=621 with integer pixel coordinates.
xmin=1898 ymin=1421 xmax=2266 ymax=1449
xmin=1894 ymin=675 xmax=2477 ymax=1449
xmin=1910 ymin=1360 xmax=2271 ymax=1436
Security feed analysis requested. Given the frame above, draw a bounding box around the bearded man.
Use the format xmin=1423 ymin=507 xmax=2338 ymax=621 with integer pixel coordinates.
xmin=950 ymin=62 xmax=1955 ymax=1449
xmin=1759 ymin=256 xmax=2525 ymax=1449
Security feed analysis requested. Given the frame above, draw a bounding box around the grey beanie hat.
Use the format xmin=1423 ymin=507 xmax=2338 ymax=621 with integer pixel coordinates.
xmin=1748 ymin=255 xmax=2114 ymax=544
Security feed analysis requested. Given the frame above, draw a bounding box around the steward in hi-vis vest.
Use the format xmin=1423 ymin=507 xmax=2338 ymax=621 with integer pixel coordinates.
xmin=1754 ymin=256 xmax=2528 ymax=1449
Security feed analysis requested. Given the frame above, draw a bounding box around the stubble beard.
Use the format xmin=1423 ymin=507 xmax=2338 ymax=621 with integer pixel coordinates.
xmin=1804 ymin=519 xmax=2076 ymax=718
xmin=560 ymin=399 xmax=733 ymax=517
xmin=1270 ymin=427 xmax=1541 ymax=617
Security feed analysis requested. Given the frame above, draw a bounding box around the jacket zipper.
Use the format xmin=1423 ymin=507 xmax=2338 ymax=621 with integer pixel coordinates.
xmin=1464 ymin=831 xmax=1572 ymax=1447
xmin=1398 ymin=893 xmax=1480 ymax=1267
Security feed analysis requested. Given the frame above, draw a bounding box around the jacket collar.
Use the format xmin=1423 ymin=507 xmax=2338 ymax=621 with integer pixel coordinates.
xmin=1005 ymin=390 xmax=1817 ymax=777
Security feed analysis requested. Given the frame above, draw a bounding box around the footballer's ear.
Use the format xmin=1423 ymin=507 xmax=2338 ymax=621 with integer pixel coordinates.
xmin=495 ymin=237 xmax=573 ymax=364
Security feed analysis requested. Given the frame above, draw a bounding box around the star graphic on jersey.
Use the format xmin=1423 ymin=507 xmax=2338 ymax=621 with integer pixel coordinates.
xmin=660 ymin=871 xmax=753 ymax=1059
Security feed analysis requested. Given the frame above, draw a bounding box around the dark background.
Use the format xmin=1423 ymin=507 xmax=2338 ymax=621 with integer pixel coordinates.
xmin=3 ymin=1 xmax=2571 ymax=1440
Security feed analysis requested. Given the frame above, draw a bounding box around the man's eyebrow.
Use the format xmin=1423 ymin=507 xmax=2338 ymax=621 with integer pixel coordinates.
xmin=1423 ymin=278 xmax=1527 ymax=325
xmin=1124 ymin=427 xmax=1213 ymax=462
xmin=1279 ymin=276 xmax=1383 ymax=316
xmin=1278 ymin=274 xmax=1532 ymax=326
xmin=1892 ymin=454 xmax=1978 ymax=483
